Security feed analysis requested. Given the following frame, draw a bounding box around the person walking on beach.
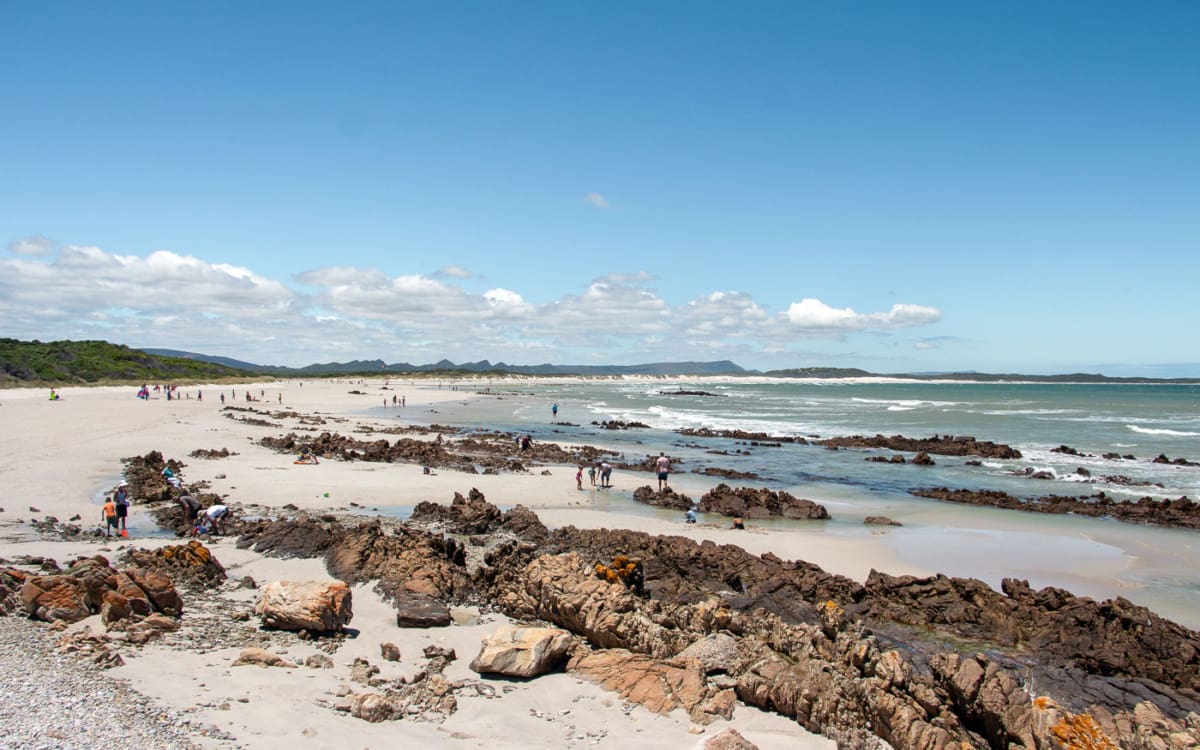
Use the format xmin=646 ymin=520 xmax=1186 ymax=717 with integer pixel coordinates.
xmin=575 ymin=465 xmax=584 ymax=490
xmin=655 ymin=452 xmax=671 ymax=492
xmin=101 ymin=496 xmax=118 ymax=537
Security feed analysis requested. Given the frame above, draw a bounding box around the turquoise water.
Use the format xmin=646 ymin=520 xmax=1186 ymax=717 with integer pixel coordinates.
xmin=378 ymin=378 xmax=1200 ymax=626
xmin=417 ymin=379 xmax=1200 ymax=501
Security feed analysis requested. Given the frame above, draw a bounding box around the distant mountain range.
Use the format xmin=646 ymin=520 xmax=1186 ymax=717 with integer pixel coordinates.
xmin=2 ymin=339 xmax=1195 ymax=383
xmin=141 ymin=349 xmax=748 ymax=377
xmin=144 ymin=349 xmax=1200 ymax=383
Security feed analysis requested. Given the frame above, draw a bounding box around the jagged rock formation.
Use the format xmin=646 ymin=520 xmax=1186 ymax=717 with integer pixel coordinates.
xmin=227 ymin=496 xmax=1200 ymax=747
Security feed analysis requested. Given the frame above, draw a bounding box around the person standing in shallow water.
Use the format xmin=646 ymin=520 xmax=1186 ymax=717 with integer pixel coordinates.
xmin=552 ymin=403 xmax=558 ymax=420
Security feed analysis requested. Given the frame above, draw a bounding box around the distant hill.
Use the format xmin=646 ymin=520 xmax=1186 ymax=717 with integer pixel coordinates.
xmin=142 ymin=349 xmax=747 ymax=377
xmin=0 ymin=339 xmax=246 ymax=384
xmin=763 ymin=367 xmax=1200 ymax=384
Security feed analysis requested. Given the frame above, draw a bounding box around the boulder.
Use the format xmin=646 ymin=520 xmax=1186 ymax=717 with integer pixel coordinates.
xmin=254 ymin=580 xmax=353 ymax=633
xmin=100 ymin=591 xmax=132 ymax=625
xmin=469 ymin=626 xmax=574 ymax=678
xmin=673 ymin=633 xmax=740 ymax=674
xmin=20 ymin=575 xmax=91 ymax=623
xmin=232 ymin=647 xmax=297 ymax=668
xmin=394 ymin=591 xmax=451 ymax=628
xmin=704 ymin=728 xmax=759 ymax=750
xmin=126 ymin=569 xmax=183 ymax=616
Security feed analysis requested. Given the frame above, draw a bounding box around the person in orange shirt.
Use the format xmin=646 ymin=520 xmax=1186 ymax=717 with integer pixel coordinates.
xmin=101 ymin=497 xmax=118 ymax=537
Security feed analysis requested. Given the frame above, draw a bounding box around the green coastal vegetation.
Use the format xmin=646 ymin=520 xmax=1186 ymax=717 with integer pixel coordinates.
xmin=0 ymin=338 xmax=247 ymax=385
xmin=2 ymin=338 xmax=1196 ymax=384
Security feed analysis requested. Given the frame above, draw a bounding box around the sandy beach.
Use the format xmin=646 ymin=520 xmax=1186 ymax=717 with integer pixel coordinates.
xmin=0 ymin=380 xmax=843 ymax=749
xmin=1 ymin=378 xmax=1196 ymax=748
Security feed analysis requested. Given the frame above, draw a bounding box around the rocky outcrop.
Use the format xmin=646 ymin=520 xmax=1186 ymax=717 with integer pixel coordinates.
xmin=697 ymin=484 xmax=829 ymax=520
xmin=410 ymin=488 xmax=501 ymax=534
xmin=912 ymin=487 xmax=1200 ymax=530
xmin=12 ymin=553 xmax=187 ymax=625
xmin=677 ymin=428 xmax=807 ymax=444
xmin=325 ymin=521 xmax=472 ymax=610
xmin=122 ymin=540 xmax=226 ymax=590
xmin=236 ymin=515 xmax=344 ymax=559
xmin=1153 ymin=453 xmax=1199 ymax=467
xmin=480 ymin=548 xmax=1200 ymax=749
xmin=253 ymin=580 xmax=353 ymax=633
xmin=819 ymin=434 xmax=1022 ymax=459
xmin=864 ymin=571 xmax=1200 ymax=694
xmin=469 ymin=626 xmax=574 ymax=678
xmin=260 ymin=430 xmax=619 ymax=475
xmin=569 ymin=648 xmax=735 ymax=723
xmin=631 ymin=485 xmax=694 ymax=511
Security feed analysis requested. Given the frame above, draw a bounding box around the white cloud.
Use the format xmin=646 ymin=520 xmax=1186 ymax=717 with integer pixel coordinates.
xmin=0 ymin=241 xmax=944 ymax=367
xmin=584 ymin=192 xmax=609 ymax=208
xmin=784 ymin=298 xmax=941 ymax=331
xmin=8 ymin=235 xmax=55 ymax=256
xmin=914 ymin=341 xmax=937 ymax=350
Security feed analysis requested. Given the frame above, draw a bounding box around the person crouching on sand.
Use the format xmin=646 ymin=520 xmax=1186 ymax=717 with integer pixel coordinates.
xmin=204 ymin=504 xmax=229 ymax=535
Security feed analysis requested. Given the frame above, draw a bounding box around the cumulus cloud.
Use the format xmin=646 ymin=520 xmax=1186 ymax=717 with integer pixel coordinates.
xmin=784 ymin=298 xmax=941 ymax=331
xmin=0 ymin=241 xmax=944 ymax=366
xmin=8 ymin=234 xmax=55 ymax=256
xmin=584 ymin=192 xmax=609 ymax=208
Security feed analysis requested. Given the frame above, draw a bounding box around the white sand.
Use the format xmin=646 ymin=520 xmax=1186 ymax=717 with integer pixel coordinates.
xmin=0 ymin=381 xmax=836 ymax=749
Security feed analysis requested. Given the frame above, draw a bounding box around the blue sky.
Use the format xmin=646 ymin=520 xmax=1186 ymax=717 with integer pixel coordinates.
xmin=2 ymin=2 xmax=1197 ymax=374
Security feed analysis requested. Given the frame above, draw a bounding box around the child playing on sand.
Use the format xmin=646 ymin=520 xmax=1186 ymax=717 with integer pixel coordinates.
xmin=588 ymin=464 xmax=597 ymax=487
xmin=576 ymin=466 xmax=583 ymax=490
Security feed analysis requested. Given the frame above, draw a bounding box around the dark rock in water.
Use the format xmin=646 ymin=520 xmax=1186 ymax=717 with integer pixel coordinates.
xmin=864 ymin=454 xmax=906 ymax=464
xmin=1075 ymin=466 xmax=1092 ymax=477
xmin=913 ymin=486 xmax=1200 ymax=530
xmin=698 ymin=484 xmax=829 ymax=520
xmin=593 ymin=420 xmax=651 ymax=430
xmin=1051 ymin=444 xmax=1093 ymax=457
xmin=631 ymin=486 xmax=694 ymax=511
xmin=693 ymin=466 xmax=763 ymax=480
xmin=863 ymin=516 xmax=902 ymax=526
xmin=818 ymin=433 xmax=1022 ymax=459
xmin=658 ymin=389 xmax=723 ymax=397
xmin=394 ymin=591 xmax=451 ymax=628
xmin=1154 ymin=453 xmax=1199 ymax=467
xmin=964 ymin=459 xmax=982 ymax=466
xmin=676 ymin=427 xmax=807 ymax=444
xmin=911 ymin=451 xmax=935 ymax=466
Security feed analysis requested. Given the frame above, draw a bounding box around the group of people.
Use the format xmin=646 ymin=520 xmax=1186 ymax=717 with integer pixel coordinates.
xmin=100 ymin=481 xmax=132 ymax=537
xmin=177 ymin=494 xmax=229 ymax=535
xmin=578 ymin=460 xmax=613 ymax=488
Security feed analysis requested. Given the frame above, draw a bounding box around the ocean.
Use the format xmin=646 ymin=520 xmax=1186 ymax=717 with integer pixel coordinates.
xmin=381 ymin=377 xmax=1200 ymax=627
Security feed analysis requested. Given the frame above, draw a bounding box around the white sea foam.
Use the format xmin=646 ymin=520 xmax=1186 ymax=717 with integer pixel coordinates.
xmin=1127 ymin=425 xmax=1199 ymax=437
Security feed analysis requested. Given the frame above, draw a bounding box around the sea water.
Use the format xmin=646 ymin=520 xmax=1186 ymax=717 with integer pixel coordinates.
xmin=379 ymin=378 xmax=1200 ymax=626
